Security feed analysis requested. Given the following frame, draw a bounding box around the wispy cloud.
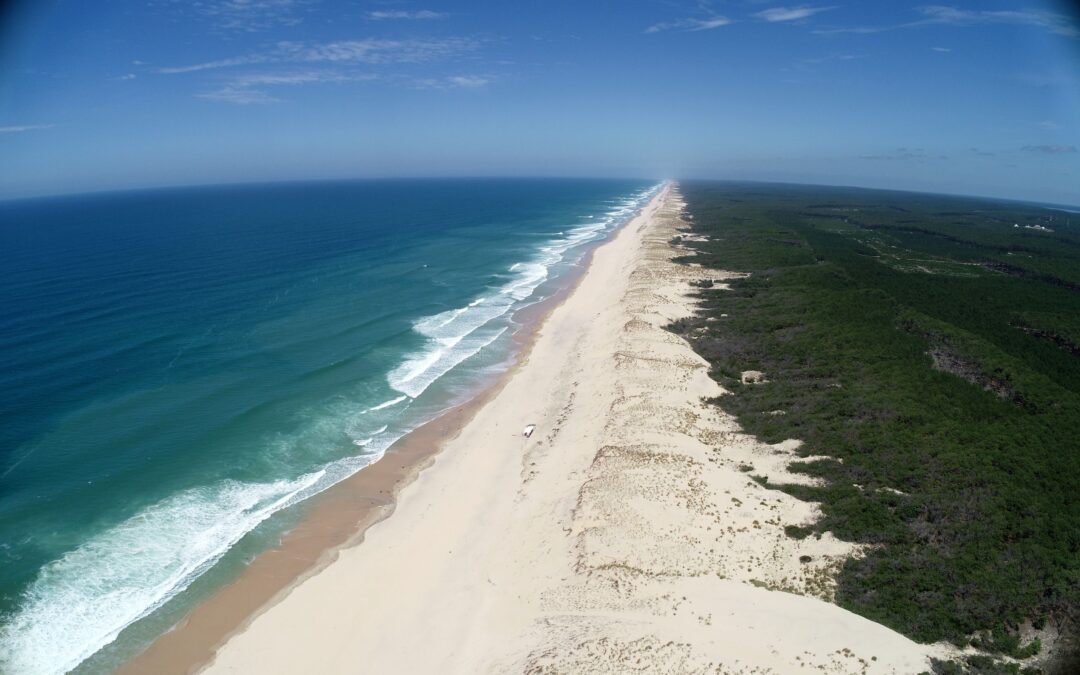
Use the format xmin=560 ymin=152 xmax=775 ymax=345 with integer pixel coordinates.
xmin=645 ymin=16 xmax=732 ymax=33
xmin=648 ymin=3 xmax=836 ymax=33
xmin=412 ymin=74 xmax=491 ymax=89
xmin=1022 ymin=144 xmax=1078 ymax=154
xmin=156 ymin=9 xmax=488 ymax=103
xmin=931 ymin=46 xmax=951 ymax=53
xmin=159 ymin=55 xmax=268 ymax=74
xmin=817 ymin=5 xmax=1079 ymax=38
xmin=1038 ymin=120 xmax=1061 ymax=130
xmin=278 ymin=38 xmax=476 ymax=64
xmin=0 ymin=124 xmax=53 ymax=134
xmin=368 ymin=10 xmax=447 ymax=20
xmin=183 ymin=0 xmax=312 ymax=32
xmin=756 ymin=6 xmax=835 ymax=23
xmin=197 ymin=71 xmax=355 ymax=104
xmin=159 ymin=38 xmax=479 ymax=74
xmin=168 ymin=37 xmax=485 ymax=103
xmin=446 ymin=75 xmax=489 ymax=88
xmin=198 ymin=87 xmax=280 ymax=105
xmin=918 ymin=5 xmax=1079 ymax=37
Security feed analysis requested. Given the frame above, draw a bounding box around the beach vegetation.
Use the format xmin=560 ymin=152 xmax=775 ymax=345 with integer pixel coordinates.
xmin=673 ymin=182 xmax=1080 ymax=670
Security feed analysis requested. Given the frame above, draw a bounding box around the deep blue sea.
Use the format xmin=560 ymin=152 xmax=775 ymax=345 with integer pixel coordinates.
xmin=0 ymin=178 xmax=659 ymax=674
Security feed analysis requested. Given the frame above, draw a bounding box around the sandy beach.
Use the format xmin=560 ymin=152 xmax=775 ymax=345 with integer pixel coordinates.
xmin=159 ymin=185 xmax=947 ymax=674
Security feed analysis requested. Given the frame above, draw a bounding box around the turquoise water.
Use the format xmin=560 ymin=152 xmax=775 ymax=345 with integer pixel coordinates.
xmin=0 ymin=178 xmax=659 ymax=674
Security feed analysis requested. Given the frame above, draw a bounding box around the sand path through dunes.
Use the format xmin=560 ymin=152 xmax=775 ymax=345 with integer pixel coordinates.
xmin=201 ymin=186 xmax=947 ymax=675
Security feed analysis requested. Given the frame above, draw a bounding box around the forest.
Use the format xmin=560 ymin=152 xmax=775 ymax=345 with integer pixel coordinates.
xmin=672 ymin=182 xmax=1080 ymax=674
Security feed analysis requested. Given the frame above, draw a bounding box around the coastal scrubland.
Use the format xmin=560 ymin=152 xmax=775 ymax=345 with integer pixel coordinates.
xmin=672 ymin=182 xmax=1080 ymax=674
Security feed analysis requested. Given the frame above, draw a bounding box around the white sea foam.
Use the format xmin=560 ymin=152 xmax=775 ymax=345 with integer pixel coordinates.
xmin=388 ymin=182 xmax=660 ymax=401
xmin=352 ymin=424 xmax=388 ymax=447
xmin=388 ymin=326 xmax=507 ymax=399
xmin=0 ymin=471 xmax=325 ymax=675
xmin=361 ymin=395 xmax=408 ymax=414
xmin=0 ymin=427 xmax=411 ymax=675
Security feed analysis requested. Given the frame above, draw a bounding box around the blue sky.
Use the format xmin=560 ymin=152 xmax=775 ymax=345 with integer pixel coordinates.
xmin=1 ymin=0 xmax=1078 ymax=203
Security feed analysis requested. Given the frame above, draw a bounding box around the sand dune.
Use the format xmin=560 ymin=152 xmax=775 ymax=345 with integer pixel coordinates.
xmin=200 ymin=186 xmax=947 ymax=674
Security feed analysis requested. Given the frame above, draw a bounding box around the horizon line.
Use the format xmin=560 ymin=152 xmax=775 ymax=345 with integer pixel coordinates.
xmin=1 ymin=175 xmax=1077 ymax=212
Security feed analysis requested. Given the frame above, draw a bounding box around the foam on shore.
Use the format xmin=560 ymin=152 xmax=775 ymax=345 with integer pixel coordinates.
xmin=388 ymin=188 xmax=656 ymax=400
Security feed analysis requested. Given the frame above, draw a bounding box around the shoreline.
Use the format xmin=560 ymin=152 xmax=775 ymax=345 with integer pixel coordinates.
xmin=149 ymin=183 xmax=948 ymax=674
xmin=117 ymin=187 xmax=664 ymax=675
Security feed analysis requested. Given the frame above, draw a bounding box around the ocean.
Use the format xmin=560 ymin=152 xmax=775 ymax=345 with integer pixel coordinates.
xmin=0 ymin=178 xmax=660 ymax=674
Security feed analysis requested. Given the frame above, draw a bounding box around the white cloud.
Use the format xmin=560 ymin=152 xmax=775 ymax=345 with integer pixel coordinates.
xmin=230 ymin=72 xmax=348 ymax=86
xmin=368 ymin=10 xmax=447 ymax=20
xmin=931 ymin=46 xmax=951 ymax=52
xmin=815 ymin=5 xmax=1078 ymax=37
xmin=412 ymin=74 xmax=491 ymax=89
xmin=197 ymin=87 xmax=281 ymax=104
xmin=186 ymin=0 xmax=311 ymax=32
xmin=158 ymin=55 xmax=268 ymax=74
xmin=0 ymin=124 xmax=53 ymax=134
xmin=196 ymin=71 xmax=356 ymax=104
xmin=645 ymin=16 xmax=732 ymax=33
xmin=160 ymin=35 xmax=483 ymax=104
xmin=160 ymin=38 xmax=478 ymax=74
xmin=1039 ymin=120 xmax=1061 ymax=130
xmin=917 ymin=5 xmax=1079 ymax=38
xmin=756 ymin=6 xmax=836 ymax=23
xmin=446 ymin=75 xmax=489 ymax=88
xmin=280 ymin=38 xmax=477 ymax=64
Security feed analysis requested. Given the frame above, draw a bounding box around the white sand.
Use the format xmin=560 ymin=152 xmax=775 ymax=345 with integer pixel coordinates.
xmin=202 ymin=185 xmax=947 ymax=674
